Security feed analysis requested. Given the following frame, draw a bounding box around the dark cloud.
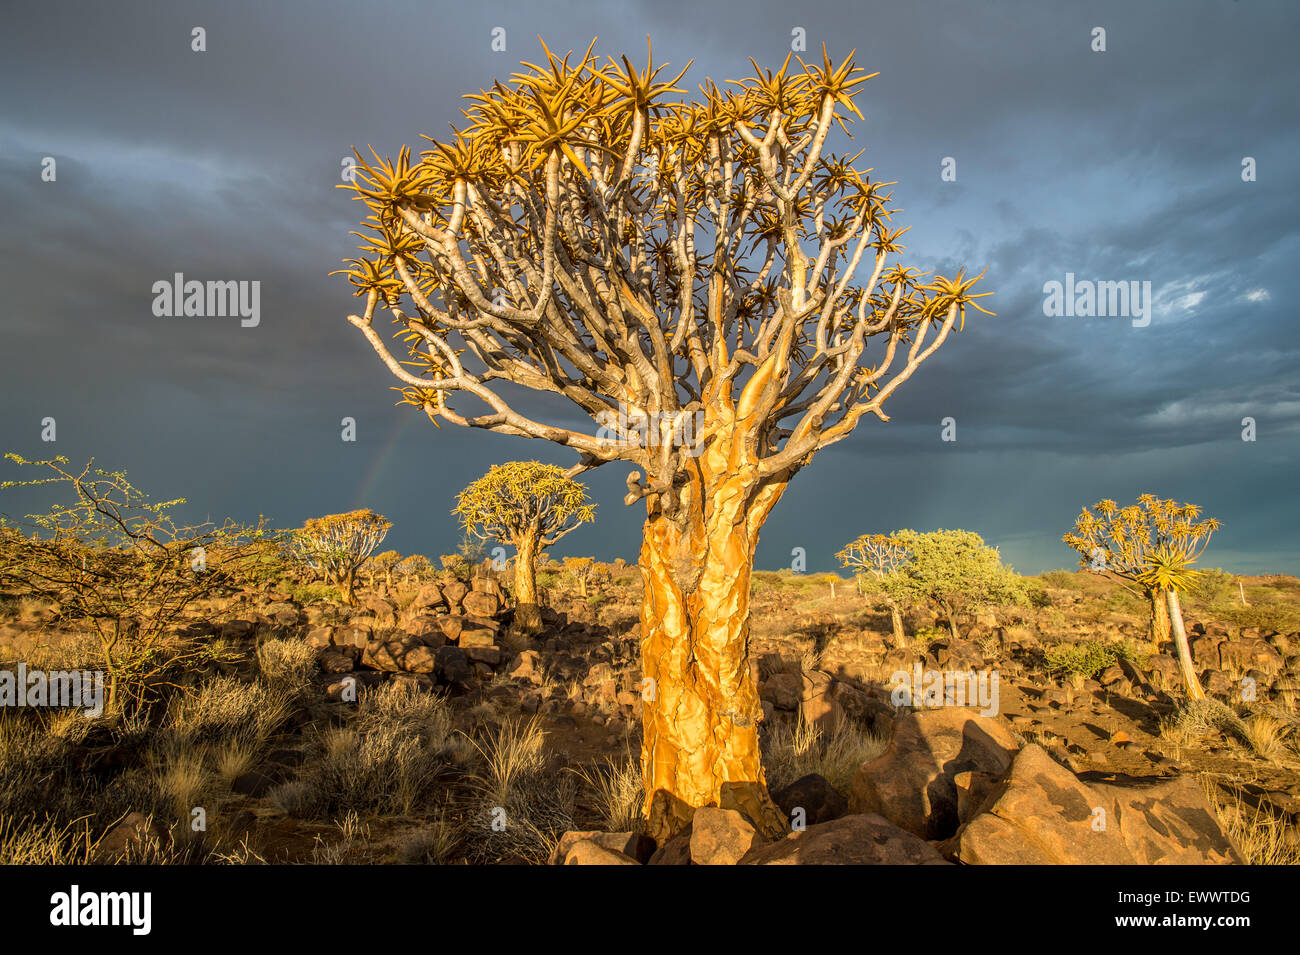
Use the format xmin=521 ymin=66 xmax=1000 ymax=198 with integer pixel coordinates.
xmin=1 ymin=0 xmax=1296 ymax=574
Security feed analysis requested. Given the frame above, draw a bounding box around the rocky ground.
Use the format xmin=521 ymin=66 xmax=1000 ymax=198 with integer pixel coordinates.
xmin=1 ymin=565 xmax=1297 ymax=864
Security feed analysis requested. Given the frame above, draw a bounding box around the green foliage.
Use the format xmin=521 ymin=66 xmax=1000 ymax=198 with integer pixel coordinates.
xmin=0 ymin=454 xmax=274 ymax=713
xmin=1038 ymin=569 xmax=1083 ymax=590
xmin=1193 ymin=568 xmax=1239 ymax=606
xmin=288 ymin=582 xmax=339 ymax=605
xmin=1044 ymin=639 xmax=1149 ymax=679
xmin=880 ymin=529 xmax=1027 ymax=622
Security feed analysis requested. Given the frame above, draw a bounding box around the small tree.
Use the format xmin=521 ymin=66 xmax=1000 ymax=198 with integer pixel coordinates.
xmin=454 ymin=462 xmax=595 ymax=633
xmin=837 ymin=533 xmax=909 ymax=647
xmin=396 ymin=553 xmax=431 ymax=587
xmin=0 ymin=454 xmax=272 ymax=713
xmin=370 ymin=550 xmax=402 ymax=593
xmin=290 ymin=509 xmax=391 ymax=605
xmin=563 ymin=556 xmax=598 ymax=597
xmin=882 ymin=529 xmax=1024 ymax=640
xmin=1063 ymin=495 xmax=1219 ymax=700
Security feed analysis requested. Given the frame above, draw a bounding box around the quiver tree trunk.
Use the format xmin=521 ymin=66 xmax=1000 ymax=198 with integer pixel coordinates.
xmin=1147 ymin=586 xmax=1171 ymax=647
xmin=638 ymin=422 xmax=790 ymax=843
xmin=1167 ymin=588 xmax=1205 ymax=700
xmin=512 ymin=532 xmax=543 ymax=635
xmin=889 ymin=603 xmax=906 ymax=648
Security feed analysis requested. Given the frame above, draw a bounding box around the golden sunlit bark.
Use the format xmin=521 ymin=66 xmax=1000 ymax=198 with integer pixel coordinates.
xmin=513 ymin=531 xmax=543 ymax=635
xmin=638 ymin=401 xmax=789 ymax=841
xmin=1149 ymin=586 xmax=1171 ymax=647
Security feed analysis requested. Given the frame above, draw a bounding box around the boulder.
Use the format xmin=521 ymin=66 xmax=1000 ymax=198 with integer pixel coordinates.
xmin=408 ymin=584 xmax=445 ymax=613
xmin=951 ymin=744 xmax=1243 ymax=864
xmin=800 ymin=671 xmax=844 ymax=731
xmin=741 ymin=814 xmax=950 ymax=865
xmin=761 ymin=672 xmax=802 ymax=711
xmin=461 ymin=590 xmax=501 ymax=618
xmin=549 ymin=830 xmax=655 ymax=865
xmin=442 ymin=580 xmax=469 ymax=609
xmin=849 ymin=708 xmax=1019 ymax=839
xmin=772 ymin=773 xmax=848 ymax=827
xmin=560 ymin=842 xmax=640 ymax=865
xmin=689 ymin=807 xmax=760 ymax=865
xmin=459 ymin=628 xmax=497 ymax=649
xmin=434 ymin=646 xmax=472 ymax=684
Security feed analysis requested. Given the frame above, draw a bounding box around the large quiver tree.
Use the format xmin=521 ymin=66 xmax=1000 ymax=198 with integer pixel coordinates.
xmin=338 ymin=40 xmax=991 ymax=839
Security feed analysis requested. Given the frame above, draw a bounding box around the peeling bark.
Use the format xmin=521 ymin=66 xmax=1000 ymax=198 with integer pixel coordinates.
xmin=513 ymin=531 xmax=543 ymax=635
xmin=638 ymin=410 xmax=790 ymax=842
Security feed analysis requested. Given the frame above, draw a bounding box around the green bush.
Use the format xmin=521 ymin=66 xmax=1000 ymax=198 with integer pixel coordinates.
xmin=1044 ymin=639 xmax=1149 ymax=679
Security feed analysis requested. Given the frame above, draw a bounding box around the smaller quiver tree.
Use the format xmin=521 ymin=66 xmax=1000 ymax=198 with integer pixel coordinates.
xmin=453 ymin=462 xmax=595 ymax=634
xmin=1063 ymin=495 xmax=1219 ymax=700
xmin=837 ymin=532 xmax=909 ymax=647
xmin=291 ymin=509 xmax=392 ymax=605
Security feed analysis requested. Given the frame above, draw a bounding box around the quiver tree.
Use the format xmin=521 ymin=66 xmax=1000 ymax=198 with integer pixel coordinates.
xmin=837 ymin=532 xmax=909 ymax=646
xmin=562 ymin=555 xmax=600 ymax=597
xmin=397 ymin=553 xmax=431 ymax=587
xmin=453 ymin=461 xmax=596 ymax=633
xmin=369 ymin=550 xmax=402 ymax=593
xmin=0 ymin=454 xmax=273 ymax=714
xmin=1064 ymin=495 xmax=1219 ymax=700
xmin=338 ymin=40 xmax=991 ymax=840
xmin=290 ymin=509 xmax=391 ymax=605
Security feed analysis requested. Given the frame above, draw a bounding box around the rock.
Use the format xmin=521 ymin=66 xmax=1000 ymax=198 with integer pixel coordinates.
xmin=306 ymin=626 xmax=335 ymax=649
xmin=464 ymin=646 xmax=501 ymax=666
xmin=800 ymin=671 xmax=844 ymax=731
xmin=95 ymin=812 xmax=168 ymax=861
xmin=1218 ymin=638 xmax=1283 ymax=676
xmin=403 ymin=645 xmax=438 ymax=674
xmin=772 ymin=773 xmax=848 ymax=827
xmin=508 ymin=650 xmax=542 ymax=682
xmin=363 ymin=596 xmax=398 ymax=627
xmin=549 ymin=830 xmax=655 ymax=865
xmin=471 ymin=576 xmax=505 ymax=598
xmin=318 ymin=648 xmax=355 ymax=674
xmin=264 ymin=601 xmax=301 ymax=627
xmin=560 ymin=842 xmax=639 ymax=865
xmin=953 ymin=770 xmax=1001 ymax=824
xmin=436 ymin=615 xmax=469 ymax=642
xmin=1098 ymin=665 xmax=1125 ymax=687
xmin=461 ymin=590 xmax=501 ymax=618
xmin=361 ymin=639 xmax=405 ymax=672
xmin=741 ymin=814 xmax=951 ymax=865
xmin=648 ymin=830 xmax=693 ymax=865
xmin=434 ymin=646 xmax=472 ymax=684
xmin=689 ymin=807 xmax=760 ymax=865
xmin=442 ymin=580 xmax=469 ymax=609
xmin=849 ymin=708 xmax=1019 ymax=839
xmin=231 ymin=769 xmax=279 ymax=797
xmin=761 ymin=672 xmax=802 ymax=711
xmin=459 ymin=628 xmax=497 ymax=649
xmin=951 ymin=744 xmax=1243 ymax=864
xmin=409 ymin=584 xmax=445 ymax=613
xmin=219 ymin=619 xmax=256 ymax=641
